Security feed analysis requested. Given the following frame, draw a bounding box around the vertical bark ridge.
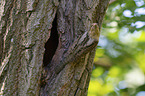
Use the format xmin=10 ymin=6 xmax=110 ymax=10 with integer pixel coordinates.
xmin=0 ymin=0 xmax=59 ymax=95
xmin=0 ymin=0 xmax=16 ymax=93
xmin=0 ymin=0 xmax=15 ymax=65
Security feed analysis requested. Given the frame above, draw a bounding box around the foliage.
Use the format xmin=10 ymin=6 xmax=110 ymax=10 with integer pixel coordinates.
xmin=88 ymin=0 xmax=145 ymax=96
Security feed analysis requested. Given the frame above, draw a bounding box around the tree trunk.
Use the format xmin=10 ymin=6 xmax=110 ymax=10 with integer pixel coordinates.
xmin=0 ymin=0 xmax=109 ymax=96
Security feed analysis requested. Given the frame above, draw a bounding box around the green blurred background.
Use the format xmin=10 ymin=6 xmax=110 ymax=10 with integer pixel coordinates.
xmin=88 ymin=0 xmax=145 ymax=96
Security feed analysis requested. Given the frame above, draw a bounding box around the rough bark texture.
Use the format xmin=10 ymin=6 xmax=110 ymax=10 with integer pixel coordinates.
xmin=0 ymin=0 xmax=109 ymax=96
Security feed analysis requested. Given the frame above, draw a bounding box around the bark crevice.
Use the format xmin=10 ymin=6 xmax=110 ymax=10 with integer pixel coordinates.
xmin=43 ymin=14 xmax=59 ymax=67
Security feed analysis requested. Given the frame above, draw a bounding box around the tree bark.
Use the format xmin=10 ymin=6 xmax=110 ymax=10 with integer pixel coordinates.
xmin=0 ymin=0 xmax=109 ymax=96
